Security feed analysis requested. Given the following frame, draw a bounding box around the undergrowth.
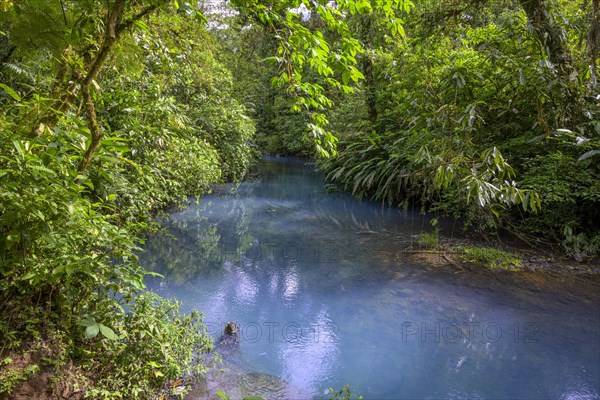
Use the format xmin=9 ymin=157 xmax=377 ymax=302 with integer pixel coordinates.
xmin=457 ymin=246 xmax=523 ymax=270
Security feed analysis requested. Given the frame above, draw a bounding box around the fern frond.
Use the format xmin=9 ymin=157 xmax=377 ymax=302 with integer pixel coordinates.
xmin=1 ymin=62 xmax=35 ymax=82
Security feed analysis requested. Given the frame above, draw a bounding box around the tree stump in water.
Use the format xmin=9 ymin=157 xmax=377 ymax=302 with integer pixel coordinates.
xmin=217 ymin=322 xmax=240 ymax=356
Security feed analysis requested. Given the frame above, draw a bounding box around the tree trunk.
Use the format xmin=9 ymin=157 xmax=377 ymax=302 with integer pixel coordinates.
xmin=77 ymin=0 xmax=127 ymax=171
xmin=78 ymin=84 xmax=104 ymax=171
xmin=519 ymin=0 xmax=570 ymax=64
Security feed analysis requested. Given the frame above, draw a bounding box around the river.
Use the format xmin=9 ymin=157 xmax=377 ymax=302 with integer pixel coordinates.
xmin=141 ymin=157 xmax=600 ymax=399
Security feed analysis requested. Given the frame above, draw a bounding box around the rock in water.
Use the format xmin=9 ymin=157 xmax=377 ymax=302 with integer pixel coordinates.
xmin=216 ymin=322 xmax=240 ymax=357
xmin=184 ymin=322 xmax=310 ymax=399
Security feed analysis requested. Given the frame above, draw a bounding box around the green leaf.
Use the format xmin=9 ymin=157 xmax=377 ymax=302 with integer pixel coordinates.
xmin=578 ymin=150 xmax=600 ymax=161
xmin=262 ymin=56 xmax=282 ymax=64
xmin=11 ymin=140 xmax=24 ymax=157
xmin=20 ymin=272 xmax=37 ymax=281
xmin=26 ymin=164 xmax=57 ymax=176
xmin=147 ymin=361 xmax=161 ymax=368
xmin=65 ymin=265 xmax=77 ymax=275
xmin=194 ymin=10 xmax=207 ymax=23
xmin=133 ymin=20 xmax=149 ymax=32
xmin=144 ymin=271 xmax=164 ymax=278
xmin=82 ymin=179 xmax=94 ymax=190
xmin=553 ymin=128 xmax=574 ymax=136
xmin=99 ymin=324 xmax=118 ymax=340
xmin=0 ymin=83 xmax=21 ymax=101
xmin=85 ymin=324 xmax=100 ymax=339
xmin=216 ymin=390 xmax=231 ymax=400
xmin=527 ymin=134 xmax=547 ymax=143
xmin=79 ymin=316 xmax=96 ymax=327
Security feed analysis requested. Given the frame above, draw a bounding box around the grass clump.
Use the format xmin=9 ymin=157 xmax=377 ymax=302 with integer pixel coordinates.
xmin=418 ymin=229 xmax=440 ymax=249
xmin=418 ymin=219 xmax=440 ymax=249
xmin=458 ymin=246 xmax=522 ymax=270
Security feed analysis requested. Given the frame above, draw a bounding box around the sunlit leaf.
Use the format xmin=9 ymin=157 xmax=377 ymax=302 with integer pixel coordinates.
xmin=216 ymin=390 xmax=231 ymax=400
xmin=0 ymin=83 xmax=21 ymax=101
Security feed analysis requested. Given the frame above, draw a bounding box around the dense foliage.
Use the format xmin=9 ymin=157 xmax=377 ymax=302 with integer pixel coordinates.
xmin=0 ymin=0 xmax=416 ymax=397
xmin=312 ymin=0 xmax=599 ymax=257
xmin=227 ymin=0 xmax=599 ymax=256
xmin=0 ymin=1 xmax=255 ymax=397
xmin=1 ymin=0 xmax=598 ymax=397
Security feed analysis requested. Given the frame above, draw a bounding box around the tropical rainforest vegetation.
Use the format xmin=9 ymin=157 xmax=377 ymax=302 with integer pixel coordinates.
xmin=243 ymin=0 xmax=600 ymax=259
xmin=0 ymin=0 xmax=598 ymax=398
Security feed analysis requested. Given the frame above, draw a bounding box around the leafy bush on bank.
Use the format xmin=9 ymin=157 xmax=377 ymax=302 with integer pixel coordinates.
xmin=0 ymin=8 xmax=254 ymax=398
xmin=320 ymin=2 xmax=600 ymax=257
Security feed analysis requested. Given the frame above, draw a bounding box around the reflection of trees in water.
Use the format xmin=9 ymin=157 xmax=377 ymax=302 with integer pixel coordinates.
xmin=247 ymin=159 xmax=428 ymax=240
xmin=311 ymin=191 xmax=435 ymax=242
xmin=142 ymin=157 xmax=437 ymax=286
xmin=140 ymin=196 xmax=255 ymax=285
xmin=141 ymin=219 xmax=222 ymax=285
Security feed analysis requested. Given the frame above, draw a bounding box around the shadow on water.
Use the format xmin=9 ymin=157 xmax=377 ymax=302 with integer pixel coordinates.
xmin=141 ymin=157 xmax=600 ymax=400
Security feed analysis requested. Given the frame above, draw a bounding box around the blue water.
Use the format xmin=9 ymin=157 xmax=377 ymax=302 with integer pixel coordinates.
xmin=141 ymin=157 xmax=600 ymax=399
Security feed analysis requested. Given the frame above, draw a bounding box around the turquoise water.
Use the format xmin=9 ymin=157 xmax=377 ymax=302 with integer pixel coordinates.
xmin=141 ymin=157 xmax=600 ymax=399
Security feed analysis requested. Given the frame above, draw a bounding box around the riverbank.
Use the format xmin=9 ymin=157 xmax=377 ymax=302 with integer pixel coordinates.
xmin=399 ymin=233 xmax=600 ymax=283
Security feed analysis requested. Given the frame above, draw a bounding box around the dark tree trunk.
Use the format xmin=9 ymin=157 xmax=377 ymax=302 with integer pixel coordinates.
xmin=363 ymin=54 xmax=377 ymax=127
xmin=519 ymin=0 xmax=570 ymax=64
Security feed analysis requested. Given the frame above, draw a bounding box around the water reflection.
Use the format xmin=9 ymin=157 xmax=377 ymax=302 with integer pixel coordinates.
xmin=234 ymin=270 xmax=259 ymax=306
xmin=282 ymin=268 xmax=299 ymax=301
xmin=141 ymin=157 xmax=600 ymax=399
xmin=280 ymin=309 xmax=339 ymax=391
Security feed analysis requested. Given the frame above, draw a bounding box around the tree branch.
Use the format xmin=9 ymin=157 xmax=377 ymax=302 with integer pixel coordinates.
xmin=78 ymin=0 xmax=127 ymax=171
xmin=117 ymin=5 xmax=159 ymax=35
xmin=59 ymin=0 xmax=68 ymax=26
